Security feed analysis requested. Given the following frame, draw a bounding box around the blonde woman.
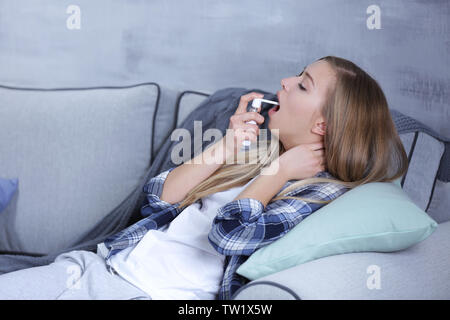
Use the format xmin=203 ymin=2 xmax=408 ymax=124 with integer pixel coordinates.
xmin=0 ymin=56 xmax=408 ymax=300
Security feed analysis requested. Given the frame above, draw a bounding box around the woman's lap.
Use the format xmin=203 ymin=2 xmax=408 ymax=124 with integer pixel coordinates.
xmin=0 ymin=249 xmax=151 ymax=300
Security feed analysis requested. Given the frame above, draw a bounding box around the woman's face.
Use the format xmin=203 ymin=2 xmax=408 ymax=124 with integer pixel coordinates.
xmin=268 ymin=60 xmax=336 ymax=150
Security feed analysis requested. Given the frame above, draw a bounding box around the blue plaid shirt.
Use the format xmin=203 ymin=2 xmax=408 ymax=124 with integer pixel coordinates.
xmin=97 ymin=166 xmax=350 ymax=300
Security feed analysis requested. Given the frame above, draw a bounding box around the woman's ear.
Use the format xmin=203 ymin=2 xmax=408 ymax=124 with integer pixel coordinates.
xmin=313 ymin=120 xmax=326 ymax=136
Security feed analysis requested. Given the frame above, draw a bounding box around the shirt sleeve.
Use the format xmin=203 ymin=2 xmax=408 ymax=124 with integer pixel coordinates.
xmin=208 ymin=186 xmax=341 ymax=256
xmin=140 ymin=166 xmax=183 ymax=222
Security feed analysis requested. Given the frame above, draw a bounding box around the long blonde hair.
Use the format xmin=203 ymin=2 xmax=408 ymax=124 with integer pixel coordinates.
xmin=177 ymin=56 xmax=408 ymax=210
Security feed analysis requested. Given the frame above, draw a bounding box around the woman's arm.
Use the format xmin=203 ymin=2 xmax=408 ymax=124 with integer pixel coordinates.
xmin=233 ymin=162 xmax=289 ymax=209
xmin=160 ymin=137 xmax=228 ymax=204
xmin=160 ymin=91 xmax=266 ymax=205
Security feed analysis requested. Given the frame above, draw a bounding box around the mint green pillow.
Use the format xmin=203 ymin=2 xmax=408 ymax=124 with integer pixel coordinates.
xmin=236 ymin=181 xmax=438 ymax=280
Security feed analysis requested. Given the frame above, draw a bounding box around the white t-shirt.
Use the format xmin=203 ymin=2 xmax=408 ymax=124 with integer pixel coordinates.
xmin=109 ymin=176 xmax=257 ymax=300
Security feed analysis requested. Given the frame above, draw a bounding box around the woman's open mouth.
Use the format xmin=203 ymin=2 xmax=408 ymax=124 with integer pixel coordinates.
xmin=268 ymin=104 xmax=280 ymax=116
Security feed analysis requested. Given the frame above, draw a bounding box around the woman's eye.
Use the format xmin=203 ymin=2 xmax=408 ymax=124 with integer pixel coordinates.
xmin=296 ymin=71 xmax=306 ymax=91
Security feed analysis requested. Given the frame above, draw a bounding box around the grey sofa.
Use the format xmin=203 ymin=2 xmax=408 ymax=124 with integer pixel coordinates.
xmin=0 ymin=84 xmax=449 ymax=299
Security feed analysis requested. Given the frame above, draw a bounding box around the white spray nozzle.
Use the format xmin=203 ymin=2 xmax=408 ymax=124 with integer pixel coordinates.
xmin=251 ymin=98 xmax=279 ymax=110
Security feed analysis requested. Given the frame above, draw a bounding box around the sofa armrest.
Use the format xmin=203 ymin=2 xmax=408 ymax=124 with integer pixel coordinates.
xmin=233 ymin=221 xmax=450 ymax=300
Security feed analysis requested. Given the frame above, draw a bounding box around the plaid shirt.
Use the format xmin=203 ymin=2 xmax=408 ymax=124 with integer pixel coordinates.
xmin=97 ymin=166 xmax=349 ymax=300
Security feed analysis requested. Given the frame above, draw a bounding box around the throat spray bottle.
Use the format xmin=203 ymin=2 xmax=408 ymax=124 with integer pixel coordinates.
xmin=242 ymin=98 xmax=279 ymax=148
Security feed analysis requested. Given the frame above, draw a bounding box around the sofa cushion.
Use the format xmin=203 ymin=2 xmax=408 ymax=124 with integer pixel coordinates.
xmin=152 ymin=89 xmax=209 ymax=162
xmin=0 ymin=177 xmax=18 ymax=214
xmin=0 ymin=83 xmax=159 ymax=254
xmin=236 ymin=181 xmax=438 ymax=281
xmin=175 ymin=90 xmax=210 ymax=127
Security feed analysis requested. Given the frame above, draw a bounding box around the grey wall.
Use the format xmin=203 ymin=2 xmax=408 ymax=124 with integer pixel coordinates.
xmin=0 ymin=0 xmax=449 ymax=139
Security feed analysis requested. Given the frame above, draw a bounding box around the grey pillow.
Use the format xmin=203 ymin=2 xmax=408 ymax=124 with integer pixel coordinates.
xmin=175 ymin=90 xmax=210 ymax=127
xmin=0 ymin=83 xmax=159 ymax=255
xmin=399 ymin=132 xmax=446 ymax=217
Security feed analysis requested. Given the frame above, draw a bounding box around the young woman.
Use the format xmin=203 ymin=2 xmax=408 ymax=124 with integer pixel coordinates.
xmin=0 ymin=56 xmax=408 ymax=300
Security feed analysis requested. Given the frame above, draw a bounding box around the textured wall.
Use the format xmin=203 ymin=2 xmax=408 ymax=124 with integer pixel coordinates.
xmin=0 ymin=0 xmax=448 ymax=138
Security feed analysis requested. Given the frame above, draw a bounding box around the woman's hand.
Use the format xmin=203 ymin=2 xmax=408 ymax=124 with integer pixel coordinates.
xmin=223 ymin=92 xmax=266 ymax=156
xmin=278 ymin=142 xmax=326 ymax=180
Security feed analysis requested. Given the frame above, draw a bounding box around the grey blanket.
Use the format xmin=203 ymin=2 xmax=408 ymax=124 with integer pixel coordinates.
xmin=0 ymin=87 xmax=448 ymax=274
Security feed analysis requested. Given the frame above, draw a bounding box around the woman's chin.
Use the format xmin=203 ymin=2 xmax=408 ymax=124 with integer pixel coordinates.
xmin=266 ymin=122 xmax=280 ymax=138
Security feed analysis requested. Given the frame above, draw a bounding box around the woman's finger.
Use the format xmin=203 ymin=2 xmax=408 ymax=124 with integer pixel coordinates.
xmin=242 ymin=123 xmax=259 ymax=135
xmin=235 ymin=112 xmax=265 ymax=124
xmin=243 ymin=131 xmax=258 ymax=142
xmin=235 ymin=92 xmax=264 ymax=114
